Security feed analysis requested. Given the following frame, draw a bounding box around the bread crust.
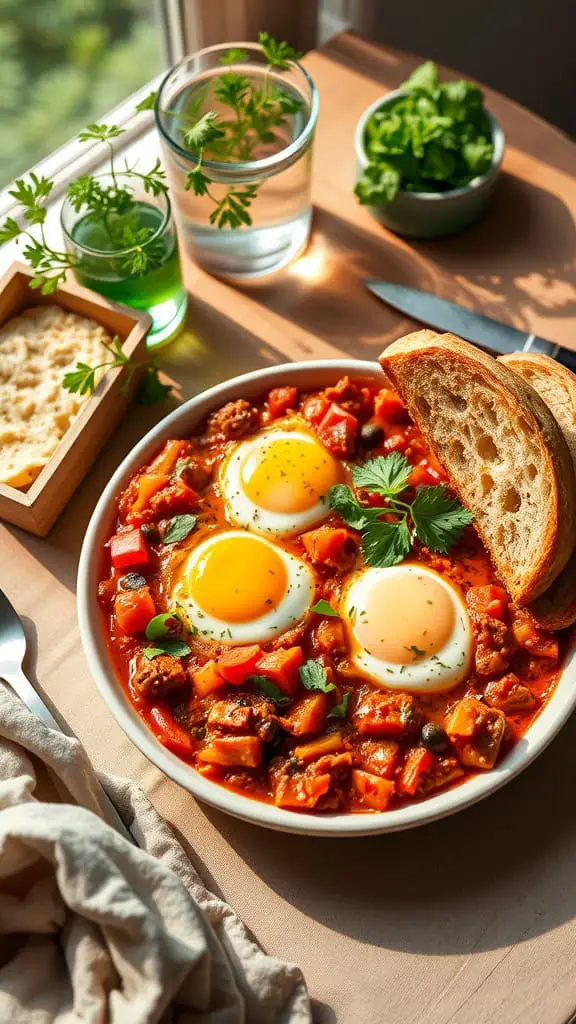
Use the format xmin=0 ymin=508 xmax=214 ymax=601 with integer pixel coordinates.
xmin=379 ymin=330 xmax=576 ymax=605
xmin=499 ymin=351 xmax=576 ymax=628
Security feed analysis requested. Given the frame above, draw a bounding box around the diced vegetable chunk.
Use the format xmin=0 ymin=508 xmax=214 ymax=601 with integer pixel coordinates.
xmin=280 ymin=693 xmax=328 ymax=736
xmin=316 ymin=402 xmax=359 ymax=457
xmin=353 ymin=692 xmax=420 ymax=737
xmin=207 ymin=701 xmax=253 ymax=732
xmin=149 ymin=703 xmax=194 ymax=758
xmin=352 ymin=738 xmax=399 ymax=779
xmin=484 ymin=674 xmax=536 ymax=713
xmin=352 ymin=769 xmax=395 ymax=810
xmin=217 ymin=645 xmax=262 ymax=685
xmin=301 ymin=526 xmax=357 ymax=568
xmin=110 ymin=527 xmax=151 ymax=571
xmin=267 ymin=386 xmax=298 ymax=419
xmin=129 ymin=473 xmax=170 ymax=520
xmin=511 ymin=612 xmax=559 ymax=661
xmin=149 ymin=439 xmax=190 ymax=476
xmin=397 ymin=747 xmax=437 ymax=796
xmin=294 ymin=731 xmax=344 ymax=762
xmin=197 ymin=735 xmax=262 ymax=767
xmin=255 ymin=646 xmax=305 ymax=697
xmin=114 ymin=587 xmax=156 ymax=635
xmin=445 ymin=696 xmax=506 ymax=769
xmin=193 ymin=661 xmax=226 ymax=698
xmin=374 ymin=388 xmax=407 ymax=423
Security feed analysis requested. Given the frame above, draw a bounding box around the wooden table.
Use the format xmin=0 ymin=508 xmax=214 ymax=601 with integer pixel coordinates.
xmin=3 ymin=33 xmax=576 ymax=1024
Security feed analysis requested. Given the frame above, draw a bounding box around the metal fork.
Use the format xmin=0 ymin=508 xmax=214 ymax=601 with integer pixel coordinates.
xmin=0 ymin=589 xmax=134 ymax=844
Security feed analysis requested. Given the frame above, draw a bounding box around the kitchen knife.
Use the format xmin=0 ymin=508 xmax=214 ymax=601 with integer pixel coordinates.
xmin=365 ymin=280 xmax=576 ymax=372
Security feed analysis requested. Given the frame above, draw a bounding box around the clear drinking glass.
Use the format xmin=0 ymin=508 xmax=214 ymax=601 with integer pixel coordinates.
xmin=61 ymin=172 xmax=188 ymax=349
xmin=155 ymin=42 xmax=319 ymax=281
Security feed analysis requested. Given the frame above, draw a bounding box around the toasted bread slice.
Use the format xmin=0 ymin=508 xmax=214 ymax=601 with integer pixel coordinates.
xmin=379 ymin=330 xmax=576 ymax=605
xmin=499 ymin=352 xmax=576 ymax=628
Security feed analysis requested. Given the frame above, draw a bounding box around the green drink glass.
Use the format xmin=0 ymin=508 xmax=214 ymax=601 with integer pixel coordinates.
xmin=60 ymin=172 xmax=188 ymax=349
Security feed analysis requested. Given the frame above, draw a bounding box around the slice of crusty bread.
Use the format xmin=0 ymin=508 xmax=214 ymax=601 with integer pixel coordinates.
xmin=499 ymin=352 xmax=576 ymax=628
xmin=379 ymin=330 xmax=576 ymax=605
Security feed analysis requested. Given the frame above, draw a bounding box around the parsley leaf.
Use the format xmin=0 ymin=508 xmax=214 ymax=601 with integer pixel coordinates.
xmin=248 ymin=675 xmax=291 ymax=707
xmin=411 ymin=485 xmax=474 ymax=553
xmin=78 ymin=122 xmax=125 ymax=143
xmin=135 ymin=90 xmax=158 ymax=112
xmin=361 ymin=517 xmax=411 ymax=568
xmin=299 ymin=659 xmax=336 ymax=694
xmin=328 ymin=483 xmax=376 ymax=530
xmin=310 ymin=599 xmax=340 ymax=617
xmin=143 ymin=639 xmax=191 ymax=660
xmin=181 ymin=111 xmax=225 ymax=152
xmin=136 ymin=365 xmax=173 ymax=405
xmin=327 ymin=692 xmax=351 ymax=720
xmin=163 ymin=514 xmax=198 ymax=545
xmin=352 ymin=452 xmax=412 ymax=496
xmin=0 ymin=217 xmax=21 ymax=243
xmin=258 ymin=31 xmax=302 ymax=70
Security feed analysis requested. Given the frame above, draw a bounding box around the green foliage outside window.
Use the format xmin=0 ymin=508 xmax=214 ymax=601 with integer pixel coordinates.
xmin=0 ymin=0 xmax=162 ymax=189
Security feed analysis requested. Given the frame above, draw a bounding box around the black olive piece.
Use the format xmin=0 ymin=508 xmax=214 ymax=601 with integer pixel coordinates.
xmin=118 ymin=572 xmax=147 ymax=590
xmin=141 ymin=522 xmax=160 ymax=543
xmin=360 ymin=422 xmax=385 ymax=449
xmin=420 ymin=721 xmax=450 ymax=755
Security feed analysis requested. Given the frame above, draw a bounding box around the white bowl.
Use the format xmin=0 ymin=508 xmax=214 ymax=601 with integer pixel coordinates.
xmin=78 ymin=359 xmax=576 ymax=837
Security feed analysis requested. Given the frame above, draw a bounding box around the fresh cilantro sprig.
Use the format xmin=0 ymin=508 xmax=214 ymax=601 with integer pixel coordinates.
xmin=355 ymin=60 xmax=494 ymax=207
xmin=163 ymin=33 xmax=304 ymax=229
xmin=299 ymin=660 xmax=336 ymax=694
xmin=62 ymin=335 xmax=173 ymax=405
xmin=1 ymin=100 xmax=168 ymax=292
xmin=329 ymin=453 xmax=473 ymax=568
xmin=248 ymin=675 xmax=291 ymax=707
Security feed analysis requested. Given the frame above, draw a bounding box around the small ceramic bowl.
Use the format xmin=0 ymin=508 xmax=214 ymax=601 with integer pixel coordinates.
xmin=354 ymin=90 xmax=505 ymax=239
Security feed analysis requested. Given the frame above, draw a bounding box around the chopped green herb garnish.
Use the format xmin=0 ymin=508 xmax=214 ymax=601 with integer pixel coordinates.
xmin=163 ymin=514 xmax=198 ymax=545
xmin=299 ymin=659 xmax=336 ymax=694
xmin=310 ymin=599 xmax=340 ymax=618
xmin=248 ymin=675 xmax=291 ymax=707
xmin=145 ymin=612 xmax=181 ymax=641
xmin=143 ymin=638 xmax=191 ymax=660
xmin=327 ymin=691 xmax=351 ymax=720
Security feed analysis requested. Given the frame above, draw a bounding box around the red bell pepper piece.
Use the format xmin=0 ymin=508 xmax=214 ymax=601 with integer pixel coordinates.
xmin=217 ymin=644 xmax=262 ymax=685
xmin=110 ymin=527 xmax=151 ymax=571
xmin=397 ymin=747 xmax=437 ymax=796
xmin=317 ymin=402 xmax=358 ymax=456
xmin=149 ymin=703 xmax=194 ymax=758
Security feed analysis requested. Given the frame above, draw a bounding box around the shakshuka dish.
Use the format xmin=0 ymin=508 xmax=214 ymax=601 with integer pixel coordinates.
xmin=98 ymin=377 xmax=564 ymax=814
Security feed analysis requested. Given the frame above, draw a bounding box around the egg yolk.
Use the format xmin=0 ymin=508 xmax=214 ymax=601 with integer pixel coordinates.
xmin=352 ymin=572 xmax=455 ymax=663
xmin=240 ymin=434 xmax=341 ymax=513
xmin=188 ymin=534 xmax=288 ymax=623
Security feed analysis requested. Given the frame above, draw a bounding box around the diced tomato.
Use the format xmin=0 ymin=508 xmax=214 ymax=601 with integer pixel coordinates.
xmin=217 ymin=645 xmax=262 ymax=685
xmin=374 ymin=388 xmax=407 ymax=423
xmin=294 ymin=731 xmax=344 ymax=762
xmin=409 ymin=460 xmax=445 ymax=487
xmin=383 ymin=431 xmax=408 ymax=452
xmin=149 ymin=703 xmax=194 ymax=758
xmin=110 ymin=527 xmax=151 ymax=570
xmin=197 ymin=735 xmax=262 ymax=768
xmin=397 ymin=747 xmax=437 ymax=796
xmin=316 ymin=402 xmax=359 ymax=457
xmin=302 ymin=526 xmax=357 ymax=568
xmin=352 ymin=769 xmax=395 ymax=810
xmin=312 ymin=619 xmax=347 ymax=656
xmin=353 ymin=692 xmax=420 ymax=737
xmin=193 ymin=660 xmax=226 ymax=698
xmin=267 ymin=386 xmax=298 ymax=420
xmin=129 ymin=473 xmax=170 ymax=521
xmin=302 ymin=394 xmax=330 ymax=426
xmin=114 ymin=587 xmax=156 ymax=634
xmin=255 ymin=646 xmax=304 ymax=697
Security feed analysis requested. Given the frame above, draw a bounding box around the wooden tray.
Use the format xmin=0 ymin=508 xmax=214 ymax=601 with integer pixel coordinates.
xmin=0 ymin=262 xmax=151 ymax=536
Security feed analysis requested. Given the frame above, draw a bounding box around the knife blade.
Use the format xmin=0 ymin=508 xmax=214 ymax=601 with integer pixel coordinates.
xmin=365 ymin=280 xmax=576 ymax=372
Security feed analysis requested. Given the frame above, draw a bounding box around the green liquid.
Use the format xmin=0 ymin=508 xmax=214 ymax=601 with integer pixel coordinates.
xmin=71 ymin=202 xmax=187 ymax=347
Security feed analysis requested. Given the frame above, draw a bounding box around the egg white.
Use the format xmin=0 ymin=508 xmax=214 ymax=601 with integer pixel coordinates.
xmin=218 ymin=422 xmax=336 ymax=537
xmin=171 ymin=530 xmax=315 ymax=645
xmin=341 ymin=564 xmax=473 ymax=693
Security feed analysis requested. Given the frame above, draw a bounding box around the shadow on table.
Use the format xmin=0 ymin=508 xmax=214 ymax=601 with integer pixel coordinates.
xmin=235 ymin=173 xmax=576 ymax=358
xmin=202 ymin=717 xmax=576 ymax=956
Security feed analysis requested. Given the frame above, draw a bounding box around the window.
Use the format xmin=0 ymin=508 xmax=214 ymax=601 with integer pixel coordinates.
xmin=0 ymin=0 xmax=165 ymax=189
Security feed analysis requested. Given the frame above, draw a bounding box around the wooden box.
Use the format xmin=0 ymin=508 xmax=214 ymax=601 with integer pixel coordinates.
xmin=0 ymin=262 xmax=151 ymax=536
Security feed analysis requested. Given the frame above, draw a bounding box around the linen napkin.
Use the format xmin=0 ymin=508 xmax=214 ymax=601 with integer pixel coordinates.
xmin=0 ymin=682 xmax=311 ymax=1023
